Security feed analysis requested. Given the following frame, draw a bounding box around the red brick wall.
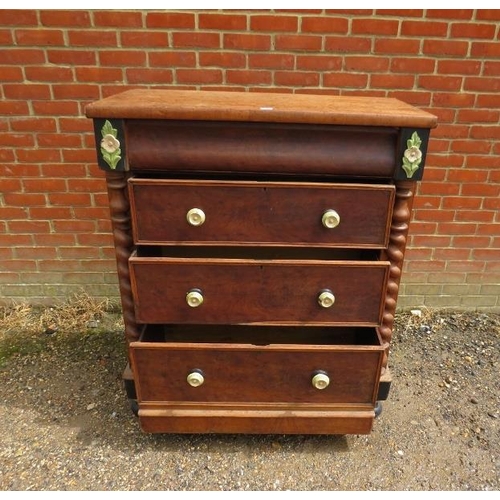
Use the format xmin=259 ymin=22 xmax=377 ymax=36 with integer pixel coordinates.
xmin=1 ymin=9 xmax=499 ymax=310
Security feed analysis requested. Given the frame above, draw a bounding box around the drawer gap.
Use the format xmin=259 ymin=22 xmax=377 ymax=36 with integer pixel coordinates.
xmin=139 ymin=324 xmax=383 ymax=348
xmin=136 ymin=245 xmax=380 ymax=261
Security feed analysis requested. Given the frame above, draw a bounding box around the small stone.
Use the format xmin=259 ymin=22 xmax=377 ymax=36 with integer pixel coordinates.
xmin=86 ymin=403 xmax=96 ymax=411
xmin=86 ymin=320 xmax=99 ymax=328
xmin=397 ymin=450 xmax=404 ymax=456
xmin=487 ymin=412 xmax=498 ymax=419
xmin=411 ymin=309 xmax=422 ymax=317
xmin=470 ymin=397 xmax=479 ymax=404
xmin=44 ymin=324 xmax=58 ymax=335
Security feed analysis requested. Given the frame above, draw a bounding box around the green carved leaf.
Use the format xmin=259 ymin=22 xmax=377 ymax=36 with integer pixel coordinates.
xmin=101 ymin=120 xmax=117 ymax=138
xmin=101 ymin=147 xmax=122 ymax=170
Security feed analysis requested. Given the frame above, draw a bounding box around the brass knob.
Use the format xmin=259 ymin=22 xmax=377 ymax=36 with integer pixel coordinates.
xmin=318 ymin=290 xmax=335 ymax=308
xmin=186 ymin=289 xmax=203 ymax=308
xmin=187 ymin=371 xmax=204 ymax=387
xmin=322 ymin=209 xmax=340 ymax=229
xmin=312 ymin=372 xmax=330 ymax=390
xmin=186 ymin=208 xmax=205 ymax=226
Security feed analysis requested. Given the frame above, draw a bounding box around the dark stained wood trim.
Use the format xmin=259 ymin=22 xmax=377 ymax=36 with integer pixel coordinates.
xmin=377 ymin=180 xmax=416 ymax=372
xmin=105 ymin=170 xmax=140 ymax=343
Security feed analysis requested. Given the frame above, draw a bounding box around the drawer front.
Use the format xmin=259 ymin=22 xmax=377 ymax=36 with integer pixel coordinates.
xmin=131 ymin=342 xmax=383 ymax=404
xmin=129 ymin=257 xmax=389 ymax=326
xmin=129 ymin=179 xmax=395 ymax=248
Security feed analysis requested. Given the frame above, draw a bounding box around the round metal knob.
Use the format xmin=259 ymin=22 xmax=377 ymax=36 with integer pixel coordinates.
xmin=187 ymin=371 xmax=204 ymax=387
xmin=318 ymin=290 xmax=335 ymax=308
xmin=322 ymin=209 xmax=340 ymax=229
xmin=186 ymin=289 xmax=203 ymax=308
xmin=186 ymin=208 xmax=205 ymax=226
xmin=312 ymin=372 xmax=330 ymax=390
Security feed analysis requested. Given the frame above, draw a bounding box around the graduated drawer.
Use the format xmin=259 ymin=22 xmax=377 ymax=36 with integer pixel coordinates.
xmin=130 ymin=326 xmax=384 ymax=404
xmin=129 ymin=179 xmax=395 ymax=248
xmin=129 ymin=256 xmax=389 ymax=326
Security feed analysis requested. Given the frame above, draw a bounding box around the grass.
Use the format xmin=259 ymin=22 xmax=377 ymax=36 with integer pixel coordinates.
xmin=0 ymin=292 xmax=124 ymax=365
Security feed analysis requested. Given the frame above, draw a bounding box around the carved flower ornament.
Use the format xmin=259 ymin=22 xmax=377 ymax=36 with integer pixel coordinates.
xmin=402 ymin=131 xmax=423 ymax=179
xmin=100 ymin=120 xmax=121 ymax=170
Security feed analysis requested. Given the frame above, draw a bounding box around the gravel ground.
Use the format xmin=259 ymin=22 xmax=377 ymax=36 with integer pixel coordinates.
xmin=0 ymin=308 xmax=499 ymax=491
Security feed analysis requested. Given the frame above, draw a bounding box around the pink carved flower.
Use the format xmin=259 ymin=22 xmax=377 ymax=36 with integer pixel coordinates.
xmin=404 ymin=146 xmax=422 ymax=163
xmin=101 ymin=134 xmax=120 ymax=153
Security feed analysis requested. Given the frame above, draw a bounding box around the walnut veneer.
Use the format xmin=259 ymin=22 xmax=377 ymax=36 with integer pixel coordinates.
xmin=87 ymin=89 xmax=436 ymax=435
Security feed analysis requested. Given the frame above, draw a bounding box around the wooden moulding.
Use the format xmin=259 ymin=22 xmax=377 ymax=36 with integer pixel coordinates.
xmin=138 ymin=404 xmax=376 ymax=435
xmin=85 ymin=89 xmax=438 ymax=129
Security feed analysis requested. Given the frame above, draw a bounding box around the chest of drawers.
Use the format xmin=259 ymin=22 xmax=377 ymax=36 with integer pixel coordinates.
xmin=86 ymin=90 xmax=436 ymax=435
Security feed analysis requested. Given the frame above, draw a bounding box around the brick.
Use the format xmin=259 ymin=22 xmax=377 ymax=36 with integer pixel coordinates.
xmin=323 ymin=73 xmax=368 ymax=89
xmin=29 ymin=207 xmax=72 ymax=219
xmin=442 ymin=196 xmax=482 ymax=209
xmin=447 ymin=168 xmax=488 ymax=182
xmin=40 ymin=10 xmax=91 ymax=26
xmin=483 ymin=61 xmax=500 ymax=76
xmin=301 ymin=16 xmax=347 ymax=34
xmin=326 ymin=36 xmax=372 ymax=53
xmin=352 ymin=18 xmax=399 ymax=35
xmin=432 ymin=92 xmax=475 ymax=107
xmin=146 ymin=12 xmax=195 ymax=29
xmin=451 ymin=22 xmax=496 ymax=39
xmin=59 ymin=118 xmax=94 ymax=133
xmin=23 ymin=177 xmax=66 ymax=193
xmin=62 ymin=149 xmax=97 ymax=163
xmin=174 ymin=32 xmax=221 ymax=49
xmin=126 ymin=68 xmax=174 ymax=84
xmin=0 ymin=177 xmax=22 ymax=191
xmin=36 ymin=133 xmax=81 ymax=148
xmin=374 ymin=38 xmax=419 ymax=54
xmin=455 ymin=209 xmax=496 ymax=223
xmin=15 ymin=29 xmax=64 ymax=46
xmin=452 ymin=236 xmax=492 ymax=248
xmin=175 ymin=69 xmax=222 ymax=84
xmin=426 ymin=9 xmax=473 ymax=19
xmin=42 ymin=163 xmax=88 ymax=177
xmin=0 ymin=48 xmax=45 ymax=64
xmin=391 ymin=57 xmax=435 ymax=74
xmin=420 ymin=75 xmax=463 ymax=91
xmin=0 ymin=9 xmax=38 ymax=25
xmin=25 ymin=66 xmax=74 ymax=82
xmin=67 ymin=178 xmax=107 ymax=192
xmin=375 ymin=9 xmax=423 ymax=17
xmin=121 ymin=31 xmax=168 ymax=47
xmin=388 ymin=91 xmax=431 ymax=106
xmin=371 ymin=74 xmax=415 ymax=89
xmin=0 ymin=133 xmax=34 ymax=147
xmin=32 ymin=101 xmax=80 ymax=116
xmin=0 ymin=260 xmax=37 ymax=272
xmin=274 ymin=71 xmax=319 ymax=87
xmin=423 ymin=39 xmax=468 ymax=57
xmin=296 ymin=55 xmax=341 ymax=71
xmin=452 ymin=140 xmax=491 ymax=154
xmin=47 ymin=49 xmax=96 ymax=65
xmin=470 ymin=125 xmax=500 ymax=139
xmin=476 ymin=10 xmax=500 ymax=20
xmin=472 ymin=248 xmax=500 ymax=261
xmin=199 ymin=13 xmax=247 ymax=30
xmin=437 ymin=59 xmax=481 ymax=75
xmin=48 ymin=192 xmax=91 ymax=206
xmin=59 ymin=247 xmax=101 ymax=259
xmin=476 ymin=94 xmax=500 ymax=108
xmin=249 ymin=15 xmax=296 ymax=32
xmin=200 ymin=52 xmax=246 ymax=68
xmin=471 ymin=42 xmax=500 ymax=58
xmin=465 ymin=77 xmax=500 ymax=92
xmin=53 ymin=84 xmax=101 ymax=100
xmin=15 ymin=247 xmax=57 ymax=261
xmin=53 ymin=220 xmax=97 ymax=233
xmin=226 ymin=70 xmax=271 ymax=86
xmin=461 ymin=182 xmax=500 ymax=197
xmin=69 ymin=30 xmax=117 ymax=47
xmin=150 ymin=51 xmax=197 ymax=67
xmin=16 ymin=148 xmax=61 ymax=162
xmin=0 ymin=149 xmax=15 ymax=162
xmin=0 ymin=66 xmax=23 ymax=81
xmin=75 ymin=67 xmax=123 ymax=83
xmin=99 ymin=50 xmax=146 ymax=67
xmin=4 ymin=193 xmax=46 ymax=206
xmin=3 ymin=83 xmax=51 ymax=99
xmin=275 ymin=34 xmax=322 ymax=51
xmin=94 ymin=11 xmax=143 ymax=27
xmin=8 ymin=220 xmax=51 ymax=233
xmin=345 ymin=56 xmax=390 ymax=72
xmin=224 ymin=33 xmax=270 ymax=51
xmin=432 ymin=124 xmax=469 ymax=139
xmin=401 ymin=20 xmax=448 ymax=37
